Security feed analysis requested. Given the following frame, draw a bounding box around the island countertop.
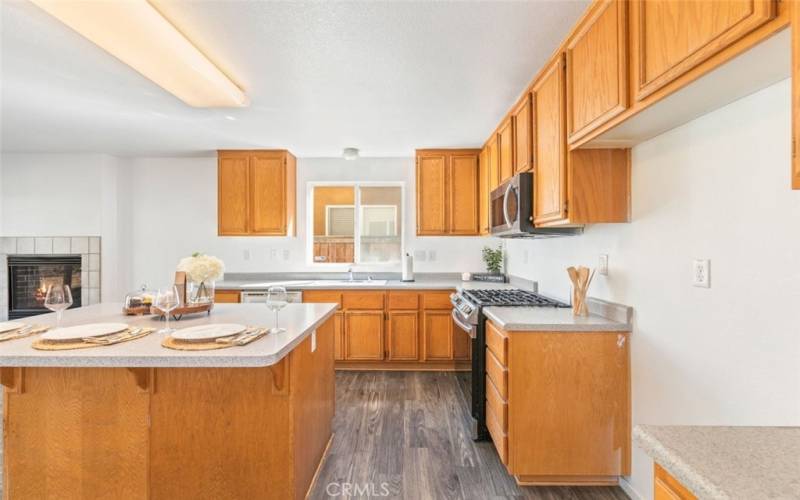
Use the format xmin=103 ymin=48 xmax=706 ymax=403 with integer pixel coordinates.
xmin=0 ymin=302 xmax=338 ymax=368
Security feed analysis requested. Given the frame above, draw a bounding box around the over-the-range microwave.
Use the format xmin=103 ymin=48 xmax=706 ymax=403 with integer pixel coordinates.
xmin=489 ymin=172 xmax=583 ymax=238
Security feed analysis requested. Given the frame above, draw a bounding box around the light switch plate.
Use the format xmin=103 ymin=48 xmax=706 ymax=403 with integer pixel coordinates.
xmin=283 ymin=249 xmax=290 ymax=261
xmin=414 ymin=250 xmax=426 ymax=262
xmin=427 ymin=250 xmax=437 ymax=261
xmin=598 ymin=254 xmax=608 ymax=276
xmin=243 ymin=249 xmax=251 ymax=261
xmin=693 ymin=259 xmax=710 ymax=288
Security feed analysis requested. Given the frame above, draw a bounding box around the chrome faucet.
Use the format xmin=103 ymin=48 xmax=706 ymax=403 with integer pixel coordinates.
xmin=347 ymin=267 xmax=355 ymax=282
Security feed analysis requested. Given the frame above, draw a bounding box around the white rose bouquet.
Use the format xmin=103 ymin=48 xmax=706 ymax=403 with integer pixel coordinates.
xmin=177 ymin=253 xmax=225 ymax=304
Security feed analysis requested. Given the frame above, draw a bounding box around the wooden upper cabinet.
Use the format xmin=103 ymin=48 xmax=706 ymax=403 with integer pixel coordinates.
xmin=479 ymin=147 xmax=490 ymax=234
xmin=416 ymin=149 xmax=480 ymax=236
xmin=250 ymin=153 xmax=285 ymax=235
xmin=487 ymin=135 xmax=500 ymax=192
xmin=631 ymin=0 xmax=775 ymax=101
xmin=416 ymin=153 xmax=448 ymax=235
xmin=512 ymin=94 xmax=533 ymax=174
xmin=218 ymin=150 xmax=296 ymax=236
xmin=449 ymin=153 xmax=479 ymax=234
xmin=793 ymin=0 xmax=800 ymax=190
xmin=532 ymin=55 xmax=568 ymax=226
xmin=218 ymin=154 xmax=250 ymax=235
xmin=566 ymin=0 xmax=628 ymax=144
xmin=498 ymin=118 xmax=514 ymax=183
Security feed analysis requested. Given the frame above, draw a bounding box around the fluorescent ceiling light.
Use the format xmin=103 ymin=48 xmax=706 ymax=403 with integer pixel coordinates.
xmin=30 ymin=0 xmax=248 ymax=108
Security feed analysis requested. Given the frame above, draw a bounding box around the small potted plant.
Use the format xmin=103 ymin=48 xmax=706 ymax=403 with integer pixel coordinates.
xmin=482 ymin=245 xmax=503 ymax=275
xmin=176 ymin=252 xmax=225 ymax=304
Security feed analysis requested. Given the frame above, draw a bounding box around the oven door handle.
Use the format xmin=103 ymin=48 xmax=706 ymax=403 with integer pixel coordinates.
xmin=451 ymin=309 xmax=476 ymax=338
xmin=503 ymin=182 xmax=514 ymax=227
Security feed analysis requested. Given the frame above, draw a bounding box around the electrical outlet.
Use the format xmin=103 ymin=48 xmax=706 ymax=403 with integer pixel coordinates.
xmin=269 ymin=248 xmax=277 ymax=260
xmin=243 ymin=249 xmax=251 ymax=261
xmin=427 ymin=250 xmax=437 ymax=261
xmin=693 ymin=259 xmax=710 ymax=288
xmin=599 ymin=254 xmax=609 ymax=276
xmin=413 ymin=250 xmax=426 ymax=262
xmin=283 ymin=249 xmax=290 ymax=261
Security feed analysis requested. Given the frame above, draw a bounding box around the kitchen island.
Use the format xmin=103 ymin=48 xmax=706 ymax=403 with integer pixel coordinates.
xmin=1 ymin=302 xmax=338 ymax=500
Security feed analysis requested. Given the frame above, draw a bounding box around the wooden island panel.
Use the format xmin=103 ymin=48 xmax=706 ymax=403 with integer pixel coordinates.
xmin=3 ymin=317 xmax=336 ymax=500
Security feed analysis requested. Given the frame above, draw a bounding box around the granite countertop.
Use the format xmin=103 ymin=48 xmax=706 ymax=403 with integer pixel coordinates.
xmin=483 ymin=297 xmax=633 ymax=332
xmin=0 ymin=302 xmax=337 ymax=368
xmin=634 ymin=425 xmax=800 ymax=499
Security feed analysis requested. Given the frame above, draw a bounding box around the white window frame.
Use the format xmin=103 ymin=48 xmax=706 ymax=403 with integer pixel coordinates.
xmin=359 ymin=205 xmax=398 ymax=237
xmin=307 ymin=181 xmax=405 ymax=269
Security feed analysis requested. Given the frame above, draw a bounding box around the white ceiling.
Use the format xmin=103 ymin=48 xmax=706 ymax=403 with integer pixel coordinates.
xmin=1 ymin=0 xmax=589 ymax=157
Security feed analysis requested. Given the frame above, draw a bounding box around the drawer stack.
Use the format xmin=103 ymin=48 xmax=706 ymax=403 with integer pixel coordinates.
xmin=485 ymin=320 xmax=509 ymax=465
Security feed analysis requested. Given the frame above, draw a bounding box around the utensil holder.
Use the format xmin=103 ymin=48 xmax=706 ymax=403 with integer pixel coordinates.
xmin=572 ymin=286 xmax=589 ymax=316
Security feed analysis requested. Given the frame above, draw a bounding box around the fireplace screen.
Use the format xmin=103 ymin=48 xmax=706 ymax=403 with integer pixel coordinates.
xmin=8 ymin=255 xmax=82 ymax=320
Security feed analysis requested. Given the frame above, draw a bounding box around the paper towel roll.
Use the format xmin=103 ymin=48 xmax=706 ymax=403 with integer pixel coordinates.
xmin=402 ymin=253 xmax=414 ymax=282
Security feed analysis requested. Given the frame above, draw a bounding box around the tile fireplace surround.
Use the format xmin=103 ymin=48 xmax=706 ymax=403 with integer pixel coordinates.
xmin=0 ymin=236 xmax=101 ymax=321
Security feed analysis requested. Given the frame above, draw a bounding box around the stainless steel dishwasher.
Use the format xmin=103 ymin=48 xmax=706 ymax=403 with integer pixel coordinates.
xmin=240 ymin=290 xmax=303 ymax=304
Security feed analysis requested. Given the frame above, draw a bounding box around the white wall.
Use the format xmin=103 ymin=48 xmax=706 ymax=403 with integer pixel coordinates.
xmin=127 ymin=156 xmax=492 ymax=288
xmin=0 ymin=153 xmax=130 ymax=300
xmin=504 ymin=79 xmax=800 ymax=499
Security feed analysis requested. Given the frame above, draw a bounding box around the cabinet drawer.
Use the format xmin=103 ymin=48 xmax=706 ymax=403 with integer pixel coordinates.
xmin=214 ymin=290 xmax=241 ymax=303
xmin=485 ymin=375 xmax=508 ymax=431
xmin=486 ymin=348 xmax=508 ymax=398
xmin=422 ymin=291 xmax=453 ymax=310
xmin=388 ymin=291 xmax=419 ymax=310
xmin=486 ymin=404 xmax=508 ymax=465
xmin=342 ymin=291 xmax=385 ymax=310
xmin=303 ymin=290 xmax=342 ymax=308
xmin=486 ymin=321 xmax=508 ymax=365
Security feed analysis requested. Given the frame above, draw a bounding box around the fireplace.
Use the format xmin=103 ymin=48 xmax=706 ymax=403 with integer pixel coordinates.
xmin=7 ymin=255 xmax=82 ymax=320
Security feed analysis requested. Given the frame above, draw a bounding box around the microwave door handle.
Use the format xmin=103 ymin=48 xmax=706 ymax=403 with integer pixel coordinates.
xmin=503 ymin=183 xmax=514 ymax=227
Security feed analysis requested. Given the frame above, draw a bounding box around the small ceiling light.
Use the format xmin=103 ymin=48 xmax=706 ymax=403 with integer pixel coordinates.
xmin=31 ymin=0 xmax=248 ymax=108
xmin=343 ymin=148 xmax=359 ymax=160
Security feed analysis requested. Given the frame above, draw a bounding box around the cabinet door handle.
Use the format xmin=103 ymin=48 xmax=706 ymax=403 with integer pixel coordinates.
xmin=617 ymin=335 xmax=626 ymax=348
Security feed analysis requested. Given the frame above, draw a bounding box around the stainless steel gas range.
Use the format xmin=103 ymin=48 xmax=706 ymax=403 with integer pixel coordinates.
xmin=450 ymin=288 xmax=569 ymax=440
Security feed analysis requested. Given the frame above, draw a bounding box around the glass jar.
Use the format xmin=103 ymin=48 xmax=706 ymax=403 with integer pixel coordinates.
xmin=186 ymin=280 xmax=215 ymax=305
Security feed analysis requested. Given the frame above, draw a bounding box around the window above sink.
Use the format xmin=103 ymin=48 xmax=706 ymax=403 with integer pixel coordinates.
xmin=307 ymin=182 xmax=404 ymax=267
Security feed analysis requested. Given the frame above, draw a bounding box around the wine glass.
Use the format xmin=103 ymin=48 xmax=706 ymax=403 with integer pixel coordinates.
xmin=155 ymin=286 xmax=181 ymax=334
xmin=266 ymin=286 xmax=288 ymax=334
xmin=44 ymin=284 xmax=73 ymax=328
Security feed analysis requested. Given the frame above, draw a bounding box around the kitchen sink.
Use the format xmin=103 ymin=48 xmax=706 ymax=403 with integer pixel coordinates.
xmin=310 ymin=279 xmax=388 ymax=286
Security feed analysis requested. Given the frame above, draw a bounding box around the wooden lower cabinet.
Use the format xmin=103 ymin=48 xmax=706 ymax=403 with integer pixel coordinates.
xmin=387 ymin=310 xmax=419 ymax=360
xmin=486 ymin=321 xmax=631 ymax=485
xmin=304 ymin=289 xmax=470 ymax=370
xmin=423 ymin=310 xmax=453 ymax=360
xmin=344 ymin=310 xmax=384 ymax=360
xmin=214 ymin=289 xmax=241 ymax=303
xmin=654 ymin=464 xmax=697 ymax=500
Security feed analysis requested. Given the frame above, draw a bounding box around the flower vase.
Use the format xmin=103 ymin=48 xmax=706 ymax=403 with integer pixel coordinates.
xmin=187 ymin=280 xmax=215 ymax=305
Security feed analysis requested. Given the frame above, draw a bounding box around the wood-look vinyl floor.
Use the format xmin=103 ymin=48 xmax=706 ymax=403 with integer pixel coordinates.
xmin=309 ymin=371 xmax=630 ymax=500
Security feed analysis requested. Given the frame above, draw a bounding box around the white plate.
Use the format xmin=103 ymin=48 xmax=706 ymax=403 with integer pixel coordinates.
xmin=171 ymin=323 xmax=247 ymax=341
xmin=41 ymin=323 xmax=129 ymax=341
xmin=0 ymin=322 xmax=26 ymax=334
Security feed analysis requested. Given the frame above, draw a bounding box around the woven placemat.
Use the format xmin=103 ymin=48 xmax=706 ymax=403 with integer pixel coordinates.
xmin=162 ymin=329 xmax=268 ymax=351
xmin=31 ymin=328 xmax=154 ymax=351
xmin=0 ymin=326 xmax=49 ymax=342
